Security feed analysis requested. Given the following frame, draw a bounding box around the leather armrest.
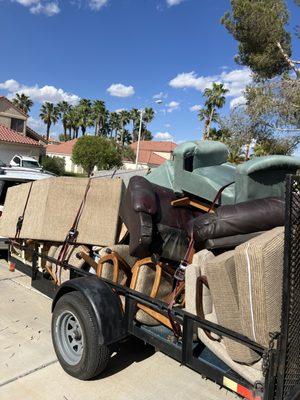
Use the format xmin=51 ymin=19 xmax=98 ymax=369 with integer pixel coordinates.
xmin=128 ymin=176 xmax=157 ymax=214
xmin=205 ymin=232 xmax=265 ymax=251
xmin=194 ymin=197 xmax=285 ymax=243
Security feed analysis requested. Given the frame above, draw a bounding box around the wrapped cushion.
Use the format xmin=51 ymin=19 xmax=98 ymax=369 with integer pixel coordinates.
xmin=206 ymin=251 xmax=260 ymax=364
xmin=234 ymin=227 xmax=284 ymax=347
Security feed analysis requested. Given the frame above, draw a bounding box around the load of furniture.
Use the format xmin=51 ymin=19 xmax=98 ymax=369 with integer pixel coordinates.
xmin=1 ymin=140 xmax=300 ymax=388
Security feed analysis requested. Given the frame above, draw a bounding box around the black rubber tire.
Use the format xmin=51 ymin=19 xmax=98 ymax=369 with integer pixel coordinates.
xmin=51 ymin=291 xmax=110 ymax=380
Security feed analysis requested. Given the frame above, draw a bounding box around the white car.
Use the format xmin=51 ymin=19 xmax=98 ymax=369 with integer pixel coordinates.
xmin=10 ymin=155 xmax=42 ymax=170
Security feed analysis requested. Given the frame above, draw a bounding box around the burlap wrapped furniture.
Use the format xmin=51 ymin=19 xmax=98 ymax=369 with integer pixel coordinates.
xmin=234 ymin=227 xmax=284 ymax=347
xmin=186 ymin=250 xmax=263 ymax=386
xmin=0 ymin=177 xmax=125 ymax=247
xmin=205 ymin=251 xmax=261 ymax=364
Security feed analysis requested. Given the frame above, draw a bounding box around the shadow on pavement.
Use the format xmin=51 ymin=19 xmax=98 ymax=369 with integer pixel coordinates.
xmin=94 ymin=337 xmax=155 ymax=380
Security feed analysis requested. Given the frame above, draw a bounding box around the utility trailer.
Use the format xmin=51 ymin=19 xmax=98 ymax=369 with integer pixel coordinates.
xmin=8 ymin=175 xmax=300 ymax=400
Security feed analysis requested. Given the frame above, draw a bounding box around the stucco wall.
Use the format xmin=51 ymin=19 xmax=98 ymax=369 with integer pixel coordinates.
xmin=47 ymin=153 xmax=84 ymax=174
xmin=0 ymin=143 xmax=43 ymax=165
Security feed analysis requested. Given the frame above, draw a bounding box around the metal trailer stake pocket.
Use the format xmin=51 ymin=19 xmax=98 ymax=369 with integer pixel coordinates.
xmin=8 ymin=175 xmax=300 ymax=400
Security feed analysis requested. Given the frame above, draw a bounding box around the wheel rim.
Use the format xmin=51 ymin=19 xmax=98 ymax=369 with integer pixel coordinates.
xmin=55 ymin=310 xmax=84 ymax=365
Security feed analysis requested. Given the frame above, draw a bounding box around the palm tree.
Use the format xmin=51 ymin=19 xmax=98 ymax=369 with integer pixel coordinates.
xmin=92 ymin=100 xmax=108 ymax=136
xmin=130 ymin=108 xmax=141 ymax=142
xmin=118 ymin=110 xmax=131 ymax=146
xmin=142 ymin=107 xmax=155 ymax=140
xmin=39 ymin=102 xmax=59 ymax=141
xmin=198 ymin=107 xmax=218 ymax=140
xmin=57 ymin=101 xmax=72 ymax=139
xmin=109 ymin=112 xmax=121 ymax=139
xmin=12 ymin=93 xmax=33 ymax=114
xmin=78 ymin=99 xmax=92 ymax=136
xmin=200 ymin=83 xmax=229 ymax=140
xmin=66 ymin=106 xmax=81 ymax=139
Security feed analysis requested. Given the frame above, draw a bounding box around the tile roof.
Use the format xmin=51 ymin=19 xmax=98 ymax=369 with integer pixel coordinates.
xmin=0 ymin=124 xmax=42 ymax=147
xmin=131 ymin=141 xmax=177 ymax=152
xmin=46 ymin=139 xmax=78 ymax=155
xmin=0 ymin=96 xmax=28 ymax=117
xmin=137 ymin=150 xmax=167 ymax=165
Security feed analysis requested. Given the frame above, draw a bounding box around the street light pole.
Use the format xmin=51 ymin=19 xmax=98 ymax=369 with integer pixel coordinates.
xmin=135 ymin=109 xmax=144 ymax=170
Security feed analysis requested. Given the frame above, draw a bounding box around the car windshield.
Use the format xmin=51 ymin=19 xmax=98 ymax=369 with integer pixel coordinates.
xmin=0 ymin=160 xmax=5 ymax=167
xmin=22 ymin=160 xmax=40 ymax=169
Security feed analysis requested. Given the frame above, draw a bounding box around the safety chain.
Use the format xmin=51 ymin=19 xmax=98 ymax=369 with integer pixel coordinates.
xmin=262 ymin=331 xmax=280 ymax=378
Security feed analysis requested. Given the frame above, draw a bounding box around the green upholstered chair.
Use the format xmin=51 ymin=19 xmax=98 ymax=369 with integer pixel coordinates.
xmin=172 ymin=141 xmax=236 ymax=204
xmin=234 ymin=156 xmax=300 ymax=203
xmin=147 ymin=140 xmax=300 ymax=205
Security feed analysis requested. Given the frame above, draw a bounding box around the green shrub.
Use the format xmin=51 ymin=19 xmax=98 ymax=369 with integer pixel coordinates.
xmin=41 ymin=155 xmax=65 ymax=176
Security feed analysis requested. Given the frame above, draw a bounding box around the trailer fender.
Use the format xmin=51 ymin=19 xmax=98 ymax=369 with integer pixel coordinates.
xmin=52 ymin=277 xmax=126 ymax=346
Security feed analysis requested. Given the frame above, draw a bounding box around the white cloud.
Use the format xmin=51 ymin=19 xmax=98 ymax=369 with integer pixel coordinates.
xmin=30 ymin=2 xmax=60 ymax=16
xmin=169 ymin=68 xmax=252 ymax=99
xmin=0 ymin=79 xmax=21 ymax=92
xmin=0 ymin=79 xmax=80 ymax=105
xmin=107 ymin=83 xmax=135 ymax=98
xmin=14 ymin=0 xmax=39 ymax=6
xmin=166 ymin=101 xmax=180 ymax=113
xmin=230 ymin=96 xmax=247 ymax=109
xmin=166 ymin=0 xmax=185 ymax=6
xmin=190 ymin=104 xmax=201 ymax=112
xmin=169 ymin=71 xmax=217 ymax=92
xmin=88 ymin=0 xmax=108 ymax=11
xmin=153 ymin=92 xmax=168 ymax=100
xmin=155 ymin=132 xmax=174 ymax=141
xmin=12 ymin=0 xmax=60 ymax=16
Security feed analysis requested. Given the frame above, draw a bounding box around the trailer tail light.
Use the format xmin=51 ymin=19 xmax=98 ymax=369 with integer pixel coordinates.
xmin=223 ymin=377 xmax=263 ymax=400
xmin=9 ymin=262 xmax=15 ymax=272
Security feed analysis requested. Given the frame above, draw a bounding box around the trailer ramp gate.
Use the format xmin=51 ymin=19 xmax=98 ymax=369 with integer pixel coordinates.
xmin=275 ymin=175 xmax=300 ymax=400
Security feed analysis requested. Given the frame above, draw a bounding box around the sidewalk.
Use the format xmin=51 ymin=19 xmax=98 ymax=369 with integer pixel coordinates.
xmin=0 ymin=259 xmax=236 ymax=400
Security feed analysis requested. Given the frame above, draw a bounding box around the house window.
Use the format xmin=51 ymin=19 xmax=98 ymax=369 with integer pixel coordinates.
xmin=11 ymin=118 xmax=24 ymax=133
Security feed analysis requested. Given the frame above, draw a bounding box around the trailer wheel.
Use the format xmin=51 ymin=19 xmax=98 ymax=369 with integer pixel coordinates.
xmin=52 ymin=291 xmax=110 ymax=380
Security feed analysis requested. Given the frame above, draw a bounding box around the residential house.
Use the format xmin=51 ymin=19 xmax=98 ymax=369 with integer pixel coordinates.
xmin=124 ymin=141 xmax=177 ymax=169
xmin=46 ymin=139 xmax=84 ymax=174
xmin=0 ymin=96 xmax=45 ymax=165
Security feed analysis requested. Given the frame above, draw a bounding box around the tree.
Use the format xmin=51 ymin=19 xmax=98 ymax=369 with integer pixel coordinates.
xmin=109 ymin=112 xmax=121 ymax=139
xmin=254 ymin=136 xmax=299 ymax=156
xmin=78 ymin=99 xmax=92 ymax=136
xmin=218 ymin=108 xmax=257 ymax=160
xmin=41 ymin=155 xmax=65 ymax=176
xmin=198 ymin=83 xmax=228 ymax=139
xmin=142 ymin=108 xmax=155 ymax=139
xmin=72 ymin=136 xmax=123 ymax=175
xmin=121 ymin=145 xmax=135 ymax=161
xmin=221 ymin=0 xmax=300 ymax=78
xmin=57 ymin=101 xmax=71 ymax=139
xmin=245 ymin=78 xmax=300 ymax=135
xmin=39 ymin=102 xmax=59 ymax=142
xmin=66 ymin=106 xmax=81 ymax=139
xmin=12 ymin=93 xmax=33 ymax=114
xmin=118 ymin=110 xmax=131 ymax=146
xmin=92 ymin=100 xmax=109 ymax=136
xmin=130 ymin=108 xmax=141 ymax=142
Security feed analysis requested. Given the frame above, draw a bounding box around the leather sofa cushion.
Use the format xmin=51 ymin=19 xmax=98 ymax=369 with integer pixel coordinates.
xmin=194 ymin=197 xmax=284 ymax=244
xmin=205 ymin=232 xmax=265 ymax=251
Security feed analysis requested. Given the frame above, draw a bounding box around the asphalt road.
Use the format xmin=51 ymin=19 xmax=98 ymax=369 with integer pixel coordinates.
xmin=0 ymin=259 xmax=236 ymax=400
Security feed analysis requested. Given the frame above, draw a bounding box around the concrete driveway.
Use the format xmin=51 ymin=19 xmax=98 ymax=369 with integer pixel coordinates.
xmin=0 ymin=259 xmax=236 ymax=400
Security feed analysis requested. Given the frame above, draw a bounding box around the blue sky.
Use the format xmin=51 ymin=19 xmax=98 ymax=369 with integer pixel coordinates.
xmin=0 ymin=0 xmax=299 ymax=142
